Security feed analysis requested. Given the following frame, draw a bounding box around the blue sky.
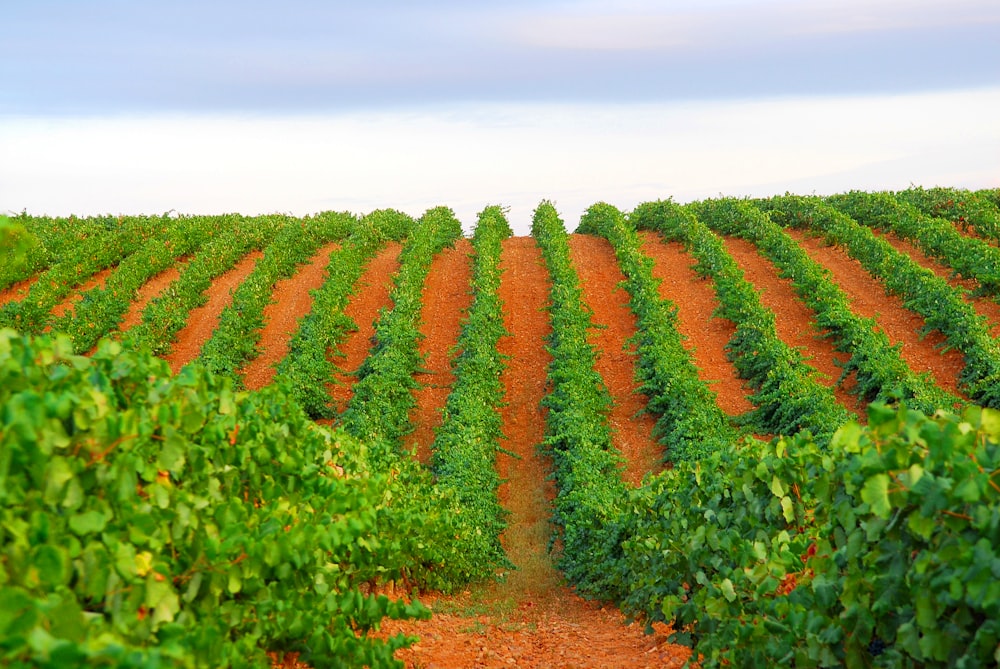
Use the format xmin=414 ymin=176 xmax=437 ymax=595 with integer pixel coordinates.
xmin=2 ymin=0 xmax=999 ymax=233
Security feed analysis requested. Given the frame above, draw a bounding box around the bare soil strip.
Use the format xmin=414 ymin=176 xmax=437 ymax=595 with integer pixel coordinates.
xmin=118 ymin=265 xmax=184 ymax=333
xmin=326 ymin=242 xmax=402 ymax=414
xmin=242 ymin=243 xmax=340 ymax=391
xmin=785 ymin=229 xmax=966 ymax=398
xmin=49 ymin=267 xmax=115 ymax=320
xmin=164 ymin=251 xmax=263 ymax=375
xmin=0 ymin=276 xmax=39 ymax=307
xmin=638 ymin=231 xmax=754 ymax=417
xmin=567 ymin=233 xmax=662 ymax=485
xmin=408 ymin=239 xmax=474 ymax=463
xmin=722 ymin=237 xmax=862 ymax=415
xmin=877 ymin=230 xmax=1000 ymax=339
xmin=385 ymin=236 xmax=691 ymax=669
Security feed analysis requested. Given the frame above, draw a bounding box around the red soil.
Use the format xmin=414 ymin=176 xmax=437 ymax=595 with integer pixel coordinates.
xmin=164 ymin=251 xmax=262 ymax=374
xmin=49 ymin=267 xmax=114 ymax=320
xmin=383 ymin=236 xmax=692 ymax=669
xmin=638 ymin=231 xmax=754 ymax=416
xmin=242 ymin=243 xmax=340 ymax=391
xmin=567 ymin=233 xmax=662 ymax=485
xmin=408 ymin=239 xmax=474 ymax=463
xmin=118 ymin=264 xmax=184 ymax=332
xmin=0 ymin=276 xmax=38 ymax=307
xmin=877 ymin=231 xmax=1000 ymax=340
xmin=722 ymin=237 xmax=862 ymax=416
xmin=786 ymin=229 xmax=967 ymax=399
xmin=326 ymin=242 xmax=403 ymax=414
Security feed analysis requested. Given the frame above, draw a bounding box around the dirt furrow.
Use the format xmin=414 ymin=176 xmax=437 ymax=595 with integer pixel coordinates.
xmin=0 ymin=276 xmax=38 ymax=307
xmin=326 ymin=242 xmax=402 ymax=414
xmin=164 ymin=251 xmax=262 ymax=374
xmin=638 ymin=230 xmax=754 ymax=416
xmin=785 ymin=228 xmax=966 ymax=398
xmin=385 ymin=236 xmax=690 ymax=669
xmin=408 ymin=239 xmax=474 ymax=463
xmin=118 ymin=264 xmax=184 ymax=333
xmin=567 ymin=233 xmax=661 ymax=485
xmin=118 ymin=260 xmax=186 ymax=332
xmin=876 ymin=230 xmax=1000 ymax=339
xmin=242 ymin=243 xmax=340 ymax=391
xmin=722 ymin=236 xmax=861 ymax=415
xmin=49 ymin=267 xmax=115 ymax=321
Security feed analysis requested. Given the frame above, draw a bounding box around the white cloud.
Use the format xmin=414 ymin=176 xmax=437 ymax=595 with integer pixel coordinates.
xmin=508 ymin=0 xmax=1000 ymax=51
xmin=1 ymin=87 xmax=997 ymax=235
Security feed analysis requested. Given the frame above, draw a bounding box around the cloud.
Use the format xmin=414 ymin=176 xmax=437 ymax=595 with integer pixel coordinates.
xmin=2 ymin=87 xmax=997 ymax=235
xmin=508 ymin=0 xmax=1000 ymax=51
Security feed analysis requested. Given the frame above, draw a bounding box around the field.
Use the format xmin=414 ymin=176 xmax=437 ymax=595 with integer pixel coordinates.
xmin=2 ymin=188 xmax=1000 ymax=668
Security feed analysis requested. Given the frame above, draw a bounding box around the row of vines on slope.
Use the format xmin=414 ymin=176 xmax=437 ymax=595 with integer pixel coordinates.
xmin=428 ymin=205 xmax=514 ymax=583
xmin=576 ymin=202 xmax=740 ymax=463
xmin=829 ymin=191 xmax=1000 ymax=296
xmin=703 ymin=197 xmax=963 ymax=415
xmin=49 ymin=216 xmax=217 ymax=353
xmin=550 ymin=202 xmax=1000 ymax=668
xmin=896 ymin=186 xmax=1000 ymax=245
xmin=632 ymin=199 xmax=851 ymax=443
xmin=766 ymin=196 xmax=1000 ymax=408
xmin=197 ymin=212 xmax=355 ymax=385
xmin=124 ymin=215 xmax=286 ymax=357
xmin=530 ymin=201 xmax=629 ymax=599
xmin=273 ymin=210 xmax=414 ymax=419
xmin=333 ymin=206 xmax=497 ymax=592
xmin=0 ymin=215 xmax=168 ymax=334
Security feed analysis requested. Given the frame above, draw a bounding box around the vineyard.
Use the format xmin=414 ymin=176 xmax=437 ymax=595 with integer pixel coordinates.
xmin=2 ymin=187 xmax=1000 ymax=668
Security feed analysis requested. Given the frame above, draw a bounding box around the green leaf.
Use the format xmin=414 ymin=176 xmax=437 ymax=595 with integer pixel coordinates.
xmin=861 ymin=474 xmax=892 ymax=519
xmin=781 ymin=495 xmax=795 ymax=523
xmin=68 ymin=511 xmax=107 ymax=536
xmin=43 ymin=457 xmax=74 ymax=505
xmin=953 ymin=476 xmax=981 ymax=503
xmin=720 ymin=578 xmax=737 ymax=603
xmin=31 ymin=545 xmax=67 ymax=586
xmin=770 ymin=475 xmax=785 ymax=499
xmin=907 ymin=512 xmax=936 ymax=541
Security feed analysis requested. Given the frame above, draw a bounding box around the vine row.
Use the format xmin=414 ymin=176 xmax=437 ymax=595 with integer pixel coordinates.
xmin=198 ymin=213 xmax=355 ymax=385
xmin=829 ymin=191 xmax=1000 ymax=296
xmin=274 ymin=210 xmax=414 ymax=419
xmin=767 ymin=195 xmax=1000 ymax=408
xmin=577 ymin=202 xmax=740 ymax=463
xmin=632 ymin=199 xmax=851 ymax=443
xmin=706 ymin=197 xmax=963 ymax=415
xmin=428 ymin=205 xmax=514 ymax=583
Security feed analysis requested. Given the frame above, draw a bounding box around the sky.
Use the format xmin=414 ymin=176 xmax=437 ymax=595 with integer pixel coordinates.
xmin=2 ymin=0 xmax=998 ymax=234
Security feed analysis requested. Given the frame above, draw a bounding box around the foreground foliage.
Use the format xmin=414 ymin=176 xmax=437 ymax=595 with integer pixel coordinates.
xmin=618 ymin=402 xmax=1000 ymax=668
xmin=0 ymin=330 xmax=444 ymax=668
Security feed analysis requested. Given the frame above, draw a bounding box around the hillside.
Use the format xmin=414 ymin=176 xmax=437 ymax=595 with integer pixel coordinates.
xmin=2 ymin=190 xmax=1000 ymax=668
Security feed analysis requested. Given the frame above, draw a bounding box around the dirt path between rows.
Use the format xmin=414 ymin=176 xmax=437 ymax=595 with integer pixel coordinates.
xmin=383 ymin=236 xmax=691 ymax=669
xmin=785 ymin=229 xmax=966 ymax=399
xmin=567 ymin=233 xmax=662 ymax=485
xmin=242 ymin=243 xmax=340 ymax=391
xmin=722 ymin=237 xmax=862 ymax=416
xmin=0 ymin=276 xmax=38 ymax=308
xmin=409 ymin=239 xmax=474 ymax=463
xmin=876 ymin=231 xmax=1000 ymax=340
xmin=164 ymin=251 xmax=262 ymax=374
xmin=49 ymin=267 xmax=115 ymax=321
xmin=326 ymin=243 xmax=402 ymax=415
xmin=638 ymin=231 xmax=754 ymax=417
xmin=118 ymin=264 xmax=185 ymax=333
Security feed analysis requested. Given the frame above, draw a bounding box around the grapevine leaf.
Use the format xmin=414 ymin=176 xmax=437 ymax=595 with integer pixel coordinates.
xmin=861 ymin=474 xmax=892 ymax=519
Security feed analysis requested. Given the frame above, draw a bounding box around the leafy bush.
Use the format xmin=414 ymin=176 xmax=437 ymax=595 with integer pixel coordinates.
xmin=0 ymin=329 xmax=441 ymax=668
